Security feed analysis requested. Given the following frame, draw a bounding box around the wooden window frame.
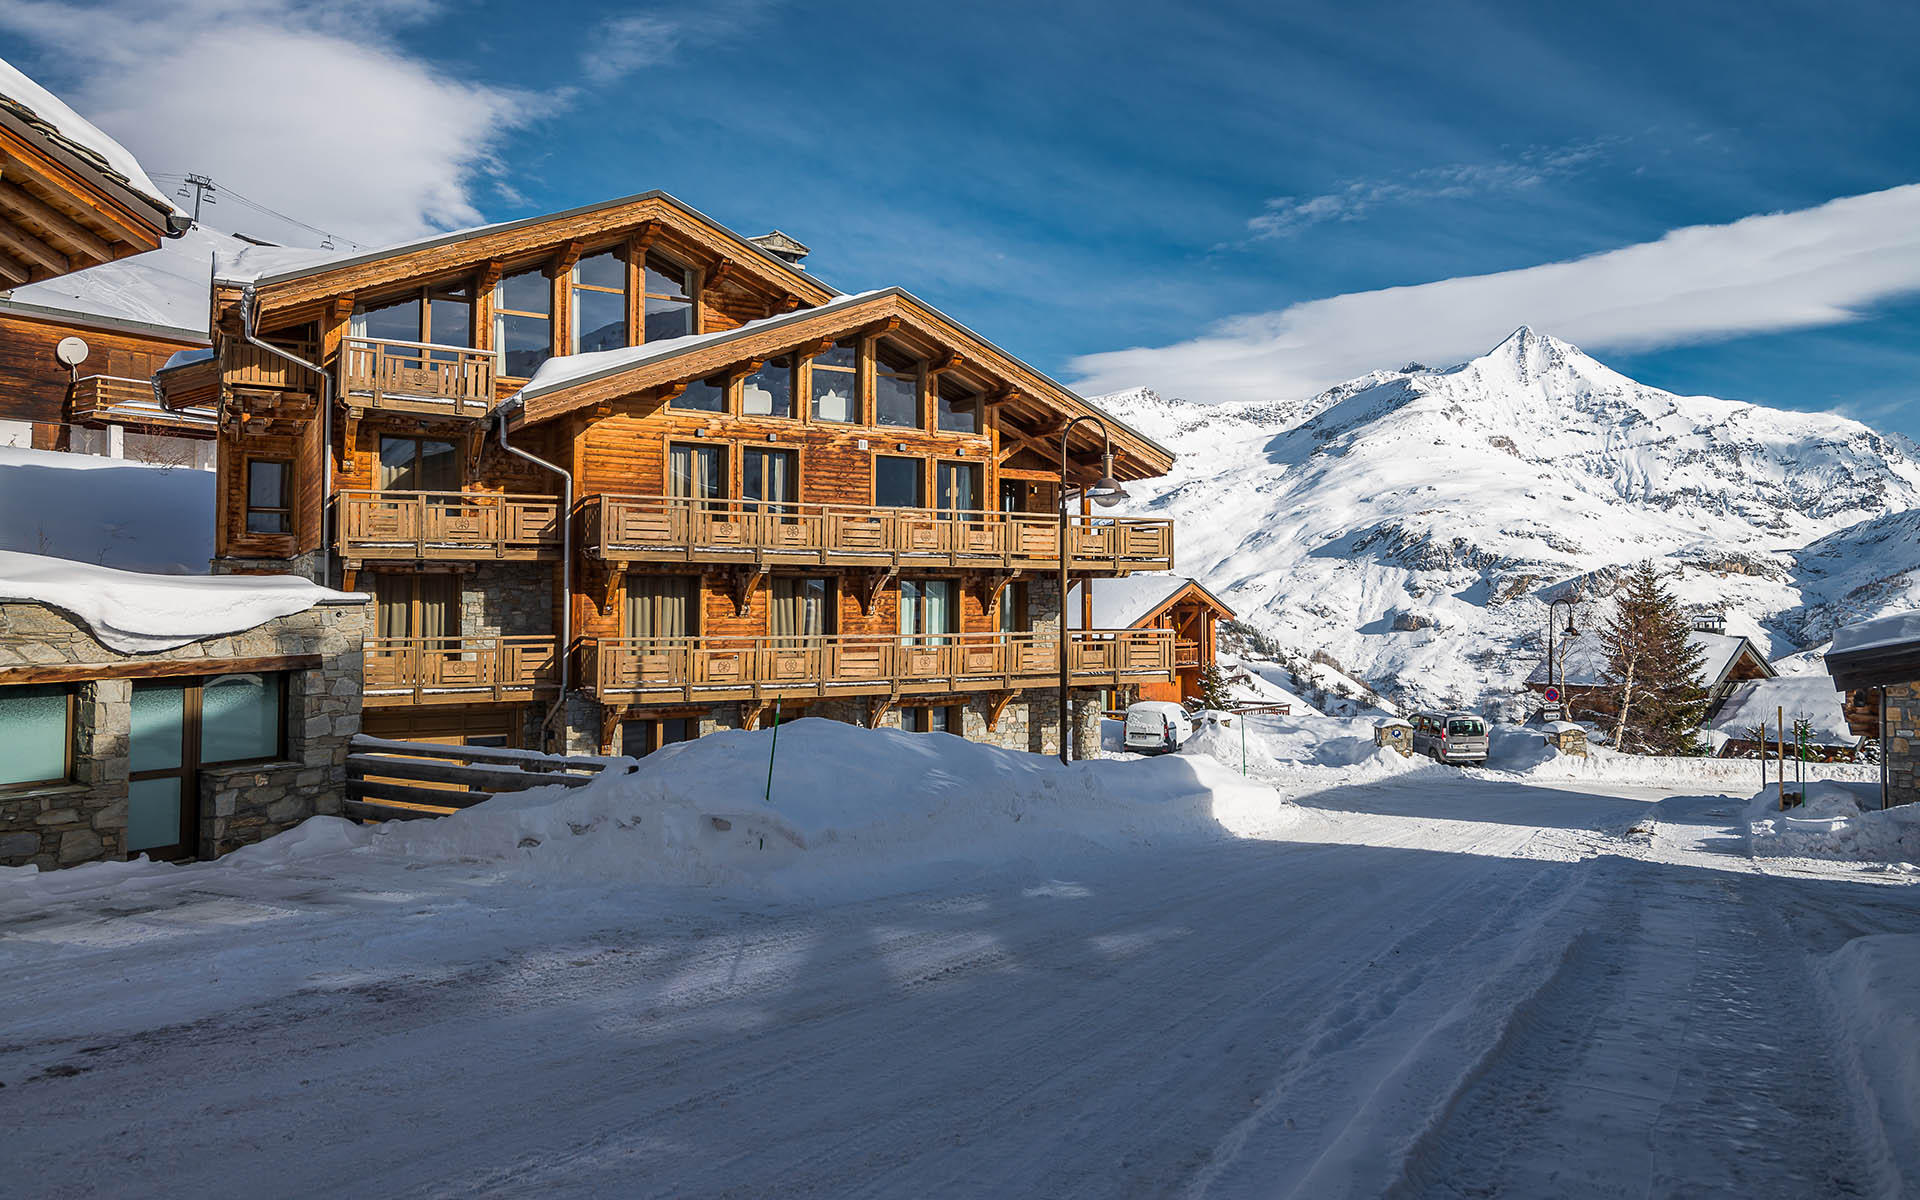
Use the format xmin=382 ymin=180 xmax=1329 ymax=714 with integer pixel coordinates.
xmin=376 ymin=434 xmax=462 ymax=493
xmin=625 ymin=573 xmax=703 ymax=640
xmin=128 ymin=673 xmax=289 ymax=860
xmin=665 ymin=438 xmax=731 ymax=502
xmin=493 ymin=266 xmax=554 ymax=381
xmin=371 ymin=572 xmax=462 ymax=640
xmin=872 ymin=453 xmax=928 ymax=510
xmin=935 ymin=458 xmax=983 ymax=514
xmin=667 ymin=372 xmax=730 ymax=415
xmin=873 ymin=340 xmax=925 ymax=430
xmin=571 ymin=245 xmax=630 ymax=354
xmin=770 ymin=575 xmax=839 ymax=639
xmin=641 ymin=250 xmax=697 ymax=345
xmin=936 ymin=376 xmax=982 ymax=435
xmin=0 ymin=683 xmax=74 ymax=793
xmin=353 ymin=284 xmax=475 ymax=347
xmin=741 ymin=444 xmax=802 ymax=514
xmin=803 ymin=339 xmax=860 ymax=425
xmin=244 ymin=457 xmax=293 ymax=536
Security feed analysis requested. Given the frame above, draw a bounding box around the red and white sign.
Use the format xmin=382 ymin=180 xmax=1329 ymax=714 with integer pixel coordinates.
xmin=1543 ymin=686 xmax=1562 ymax=704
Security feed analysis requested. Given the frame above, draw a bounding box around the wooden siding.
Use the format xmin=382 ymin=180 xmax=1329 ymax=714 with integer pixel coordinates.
xmin=0 ymin=310 xmax=196 ymax=443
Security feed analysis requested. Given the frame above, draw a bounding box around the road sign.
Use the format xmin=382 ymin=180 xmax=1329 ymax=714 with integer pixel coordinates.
xmin=1543 ymin=686 xmax=1562 ymax=704
xmin=1540 ymin=704 xmax=1565 ymax=723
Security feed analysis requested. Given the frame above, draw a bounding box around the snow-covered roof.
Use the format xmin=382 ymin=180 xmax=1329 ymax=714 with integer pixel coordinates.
xmin=1068 ymin=574 xmax=1199 ymax=630
xmin=0 ymin=225 xmax=239 ymax=340
xmin=1711 ymin=677 xmax=1857 ymax=747
xmin=1525 ymin=630 xmax=1768 ymax=689
xmin=1377 ymin=717 xmax=1413 ymax=729
xmin=0 ymin=55 xmax=175 ymax=215
xmin=1830 ymin=609 xmax=1920 ymax=657
xmin=0 ymin=550 xmax=362 ymax=654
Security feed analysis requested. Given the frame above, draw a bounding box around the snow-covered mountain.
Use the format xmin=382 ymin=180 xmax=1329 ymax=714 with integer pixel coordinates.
xmin=1097 ymin=327 xmax=1920 ymax=712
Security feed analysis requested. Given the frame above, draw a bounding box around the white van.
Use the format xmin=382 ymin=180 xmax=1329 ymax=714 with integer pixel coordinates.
xmin=1124 ymin=701 xmax=1193 ymax=755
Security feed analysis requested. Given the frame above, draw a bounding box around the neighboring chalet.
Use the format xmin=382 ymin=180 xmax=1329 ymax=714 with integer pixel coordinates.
xmin=1709 ymin=676 xmax=1861 ymax=761
xmin=1524 ymin=624 xmax=1774 ymax=723
xmin=1070 ymin=574 xmax=1235 ymax=705
xmin=1826 ymin=609 xmax=1920 ymax=808
xmin=174 ymin=191 xmax=1180 ymax=757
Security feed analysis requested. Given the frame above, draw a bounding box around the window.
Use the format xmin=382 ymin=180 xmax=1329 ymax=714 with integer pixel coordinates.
xmin=352 ymin=287 xmax=472 ymax=350
xmin=875 ymin=344 xmax=921 ymax=428
xmin=907 ymin=706 xmax=962 ymax=734
xmin=937 ymin=378 xmax=980 ymax=433
xmin=0 ymin=684 xmax=70 ymax=789
xmin=644 ymin=253 xmax=695 ymax=342
xmin=627 ymin=575 xmax=699 ymax=638
xmin=623 ymin=717 xmax=696 ymax=757
xmin=669 ymin=443 xmax=726 ymax=504
xmin=810 ymin=340 xmax=858 ymax=423
xmin=200 ymin=673 xmax=283 ymax=764
xmin=572 ymin=249 xmax=627 ymax=353
xmin=377 ymin=436 xmax=459 ymax=491
xmin=742 ymin=356 xmax=795 ymax=418
xmin=899 ymin=578 xmax=955 ymax=644
xmin=999 ymin=479 xmax=1029 ymax=513
xmin=936 ymin=461 xmax=981 ymax=514
xmin=874 ymin=456 xmax=924 ymax=509
xmin=743 ymin=448 xmax=796 ymax=515
xmin=128 ymin=674 xmax=286 ymax=860
xmin=245 ymin=459 xmax=291 ymax=534
xmin=352 ymin=294 xmax=420 ymax=344
xmin=494 ymin=269 xmax=553 ymax=378
xmin=998 ymin=581 xmax=1029 ymax=634
xmin=670 ymin=373 xmax=728 ymax=413
xmin=374 ymin=574 xmax=457 ymax=640
xmin=771 ymin=577 xmax=833 ymax=644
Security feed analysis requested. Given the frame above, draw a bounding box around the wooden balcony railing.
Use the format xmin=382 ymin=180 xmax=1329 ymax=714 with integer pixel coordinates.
xmin=340 ymin=336 xmax=496 ymax=417
xmin=333 ymin=491 xmax=562 ymax=562
xmin=581 ymin=495 xmax=1174 ymax=574
xmin=69 ymin=375 xmax=216 ymax=433
xmin=363 ymin=636 xmax=559 ymax=706
xmin=585 ymin=628 xmax=1175 ymax=703
xmin=227 ymin=338 xmax=322 ymax=392
xmin=1174 ymin=639 xmax=1202 ymax=669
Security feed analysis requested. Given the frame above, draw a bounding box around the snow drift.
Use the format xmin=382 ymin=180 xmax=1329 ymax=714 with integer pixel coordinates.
xmin=0 ymin=445 xmax=213 ymax=572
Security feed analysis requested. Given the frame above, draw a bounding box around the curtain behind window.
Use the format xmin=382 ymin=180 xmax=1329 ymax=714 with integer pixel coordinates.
xmin=772 ymin=578 xmax=829 ymax=645
xmin=629 ymin=576 xmax=696 ymax=639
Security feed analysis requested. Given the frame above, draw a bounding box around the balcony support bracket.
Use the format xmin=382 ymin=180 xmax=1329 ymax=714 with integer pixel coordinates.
xmin=727 ymin=566 xmax=767 ymax=617
xmin=600 ymin=704 xmax=627 ymax=755
xmin=986 ymin=690 xmax=1016 ymax=732
xmin=741 ymin=701 xmax=769 ymax=731
xmin=851 ymin=566 xmax=897 ymax=617
xmin=866 ymin=696 xmax=896 ymax=730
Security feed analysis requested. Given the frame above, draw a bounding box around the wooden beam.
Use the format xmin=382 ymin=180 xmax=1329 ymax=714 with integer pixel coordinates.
xmin=0 ymin=219 xmax=64 ymax=276
xmin=0 ymin=178 xmax=113 ymax=260
xmin=850 ymin=566 xmax=896 ymax=617
xmin=707 ymin=258 xmax=736 ymax=289
xmin=928 ymin=351 xmax=965 ymax=377
xmin=791 ymin=337 xmax=836 ymax=361
xmin=0 ymin=653 xmax=323 ymax=686
xmin=867 ymin=696 xmax=896 ymax=729
xmin=547 ymin=239 xmax=585 ymax=277
xmin=986 ymin=691 xmax=1016 ymax=732
xmin=0 ymin=248 xmax=31 ymax=284
xmin=727 ymin=565 xmax=767 ymax=617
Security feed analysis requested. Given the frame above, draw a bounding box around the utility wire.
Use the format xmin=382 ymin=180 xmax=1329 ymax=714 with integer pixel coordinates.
xmin=149 ymin=171 xmax=366 ymax=250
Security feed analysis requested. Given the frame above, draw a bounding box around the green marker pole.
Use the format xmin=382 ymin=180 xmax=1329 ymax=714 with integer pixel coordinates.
xmin=1241 ymin=712 xmax=1247 ymax=777
xmin=764 ymin=699 xmax=782 ymax=805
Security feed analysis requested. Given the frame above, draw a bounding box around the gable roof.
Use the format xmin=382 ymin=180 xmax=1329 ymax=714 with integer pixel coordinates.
xmin=1826 ymin=607 xmax=1920 ymax=691
xmin=0 ymin=223 xmax=241 ymax=341
xmin=1525 ymin=630 xmax=1773 ymax=690
xmin=1068 ymin=575 xmax=1235 ymax=630
xmin=215 ymin=191 xmax=836 ymax=322
xmin=0 ymin=56 xmax=174 ymax=219
xmin=1712 ymin=677 xmax=1858 ymax=747
xmin=507 ymin=286 xmax=1177 ymax=481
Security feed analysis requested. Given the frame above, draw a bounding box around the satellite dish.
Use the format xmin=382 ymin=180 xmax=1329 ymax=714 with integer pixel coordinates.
xmin=54 ymin=336 xmax=89 ymax=368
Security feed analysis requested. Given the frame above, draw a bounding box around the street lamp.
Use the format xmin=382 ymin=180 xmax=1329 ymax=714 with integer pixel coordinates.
xmin=1545 ymin=597 xmax=1580 ymax=704
xmin=1059 ymin=414 xmax=1127 ymax=765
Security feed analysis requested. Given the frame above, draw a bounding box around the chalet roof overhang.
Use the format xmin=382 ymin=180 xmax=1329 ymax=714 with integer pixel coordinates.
xmin=1827 ymin=643 xmax=1920 ymax=693
xmin=0 ymin=108 xmax=177 ymax=286
xmin=226 ymin=191 xmax=837 ymax=325
xmin=505 ymin=286 xmax=1177 ymax=482
xmin=1133 ymin=579 xmax=1237 ymax=629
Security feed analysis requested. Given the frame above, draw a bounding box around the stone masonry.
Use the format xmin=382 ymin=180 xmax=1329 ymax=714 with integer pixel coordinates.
xmin=1885 ymin=682 xmax=1918 ymax=808
xmin=0 ymin=599 xmax=368 ymax=869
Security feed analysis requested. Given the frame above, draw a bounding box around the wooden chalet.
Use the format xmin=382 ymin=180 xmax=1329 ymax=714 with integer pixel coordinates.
xmin=183 ymin=191 xmax=1180 ymax=756
xmin=1072 ymin=575 xmax=1235 ymax=705
xmin=1525 ymin=627 xmax=1773 ymax=723
xmin=1827 ymin=611 xmax=1920 ymax=808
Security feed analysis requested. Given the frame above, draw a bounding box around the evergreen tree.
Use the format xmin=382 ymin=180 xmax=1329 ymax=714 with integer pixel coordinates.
xmin=1603 ymin=562 xmax=1707 ymax=753
xmin=1197 ymin=662 xmax=1231 ymax=710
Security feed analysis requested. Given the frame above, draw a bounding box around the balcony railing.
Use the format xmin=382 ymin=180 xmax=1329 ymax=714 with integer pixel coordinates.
xmin=69 ymin=375 xmax=216 ymax=433
xmin=339 ymin=336 xmax=496 ymax=418
xmin=363 ymin=636 xmax=559 ymax=706
xmin=581 ymin=495 xmax=1174 ymax=574
xmin=1174 ymin=639 xmax=1202 ymax=669
xmin=585 ymin=628 xmax=1174 ymax=703
xmin=333 ymin=491 xmax=562 ymax=561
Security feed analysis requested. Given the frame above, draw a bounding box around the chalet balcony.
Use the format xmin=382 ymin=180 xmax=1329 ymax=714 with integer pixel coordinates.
xmin=584 ymin=628 xmax=1175 ymax=704
xmin=1174 ymin=639 xmax=1202 ymax=669
xmin=363 ymin=636 xmax=560 ymax=706
xmin=69 ymin=374 xmax=215 ymax=435
xmin=333 ymin=490 xmax=563 ymax=563
xmin=339 ymin=336 xmax=497 ymax=418
xmin=580 ymin=495 xmax=1175 ymax=574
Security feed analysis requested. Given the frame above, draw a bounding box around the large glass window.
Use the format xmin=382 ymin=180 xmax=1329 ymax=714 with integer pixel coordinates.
xmin=875 ymin=344 xmax=921 ymax=428
xmin=936 ymin=461 xmax=981 ymax=514
xmin=246 ymin=459 xmax=291 ymax=534
xmin=743 ymin=448 xmax=796 ymax=514
xmin=670 ymin=374 xmax=728 ymax=413
xmin=200 ymin=673 xmax=282 ymax=764
xmin=644 ymin=253 xmax=695 ymax=342
xmin=494 ymin=269 xmax=552 ymax=378
xmin=351 ymin=295 xmax=421 ymax=344
xmin=429 ymin=287 xmax=473 ymax=349
xmin=627 ymin=575 xmax=698 ymax=638
xmin=771 ymin=577 xmax=833 ymax=644
xmin=0 ymin=684 xmax=69 ymax=788
xmin=810 ymin=340 xmax=858 ymax=423
xmin=378 ymin=436 xmax=458 ymax=491
xmin=374 ymin=574 xmax=457 ymax=640
xmin=937 ymin=379 xmax=980 ymax=434
xmin=874 ymin=456 xmax=924 ymax=509
xmin=998 ymin=581 xmax=1029 ymax=633
xmin=669 ymin=443 xmax=726 ymax=503
xmin=899 ymin=579 xmax=955 ymax=644
xmin=572 ymin=249 xmax=627 ymax=353
xmin=741 ymin=357 xmax=795 ymax=418
xmin=354 ymin=287 xmax=473 ymax=350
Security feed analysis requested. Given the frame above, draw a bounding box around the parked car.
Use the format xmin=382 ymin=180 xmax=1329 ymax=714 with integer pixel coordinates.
xmin=1123 ymin=700 xmax=1194 ymax=755
xmin=1410 ymin=710 xmax=1490 ymax=764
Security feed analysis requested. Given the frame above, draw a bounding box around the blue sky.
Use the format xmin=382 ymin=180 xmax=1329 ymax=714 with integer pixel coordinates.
xmin=4 ymin=0 xmax=1918 ymax=433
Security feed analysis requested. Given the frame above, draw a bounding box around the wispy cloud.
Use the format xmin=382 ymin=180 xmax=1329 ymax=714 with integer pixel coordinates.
xmin=1073 ymin=184 xmax=1920 ymax=405
xmin=584 ymin=2 xmax=780 ymax=86
xmin=1247 ymin=140 xmax=1612 ymax=238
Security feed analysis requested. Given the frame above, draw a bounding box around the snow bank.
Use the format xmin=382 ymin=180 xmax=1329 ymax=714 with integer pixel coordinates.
xmin=1748 ymin=781 xmax=1920 ymax=864
xmin=0 ymin=549 xmax=361 ymax=652
xmin=319 ymin=720 xmax=1291 ymax=900
xmin=0 ymin=445 xmax=213 ymax=572
xmin=1824 ymin=935 xmax=1920 ymax=1190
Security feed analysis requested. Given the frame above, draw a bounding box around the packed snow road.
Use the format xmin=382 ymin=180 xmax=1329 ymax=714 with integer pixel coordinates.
xmin=1 ymin=774 xmax=1911 ymax=1198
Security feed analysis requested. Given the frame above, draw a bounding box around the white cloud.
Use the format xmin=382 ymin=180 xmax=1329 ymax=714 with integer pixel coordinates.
xmin=1074 ymin=184 xmax=1920 ymax=405
xmin=586 ymin=2 xmax=780 ymax=86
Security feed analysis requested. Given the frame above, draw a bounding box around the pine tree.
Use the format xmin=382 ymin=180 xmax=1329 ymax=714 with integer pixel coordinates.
xmin=1197 ymin=662 xmax=1231 ymax=710
xmin=1603 ymin=562 xmax=1707 ymax=754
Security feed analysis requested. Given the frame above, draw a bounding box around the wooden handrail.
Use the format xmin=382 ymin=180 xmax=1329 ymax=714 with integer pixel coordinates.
xmin=339 ymin=335 xmax=496 ymax=417
xmin=332 ymin=490 xmax=563 ymax=560
xmin=363 ymin=635 xmax=559 ymax=705
xmin=70 ymin=374 xmax=216 ymax=430
xmin=580 ymin=493 xmax=1174 ymax=573
xmin=588 ymin=628 xmax=1174 ymax=701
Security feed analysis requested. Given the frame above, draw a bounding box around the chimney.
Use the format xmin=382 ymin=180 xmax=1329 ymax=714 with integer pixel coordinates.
xmin=749 ymin=230 xmax=810 ymax=267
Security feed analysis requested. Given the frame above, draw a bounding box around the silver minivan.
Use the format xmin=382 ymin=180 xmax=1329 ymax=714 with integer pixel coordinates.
xmin=1410 ymin=711 xmax=1490 ymax=764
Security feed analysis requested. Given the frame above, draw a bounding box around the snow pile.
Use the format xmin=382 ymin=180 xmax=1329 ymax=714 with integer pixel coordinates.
xmin=1824 ymin=935 xmax=1920 ymax=1188
xmin=1748 ymin=781 xmax=1920 ymax=864
xmin=0 ymin=549 xmax=361 ymax=652
xmin=0 ymin=445 xmax=212 ymax=571
xmin=329 ymin=720 xmax=1289 ymax=899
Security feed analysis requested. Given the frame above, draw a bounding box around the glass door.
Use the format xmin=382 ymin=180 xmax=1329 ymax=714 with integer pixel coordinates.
xmin=743 ymin=448 xmax=797 ymax=519
xmin=128 ymin=681 xmax=192 ymax=859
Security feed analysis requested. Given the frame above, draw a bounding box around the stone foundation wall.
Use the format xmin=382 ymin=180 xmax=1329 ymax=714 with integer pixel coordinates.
xmin=0 ymin=600 xmax=367 ymax=870
xmin=1886 ymin=683 xmax=1918 ymax=808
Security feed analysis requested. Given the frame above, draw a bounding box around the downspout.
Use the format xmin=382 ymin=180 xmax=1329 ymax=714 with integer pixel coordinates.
xmin=497 ymin=403 xmax=573 ymax=752
xmin=238 ymin=285 xmax=332 ymax=584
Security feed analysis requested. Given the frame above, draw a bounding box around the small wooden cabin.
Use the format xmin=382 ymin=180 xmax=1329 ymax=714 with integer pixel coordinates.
xmin=1073 ymin=575 xmax=1235 ymax=705
xmin=1525 ymin=629 xmax=1773 ymax=723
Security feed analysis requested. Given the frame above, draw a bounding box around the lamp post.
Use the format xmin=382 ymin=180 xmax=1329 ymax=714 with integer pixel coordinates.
xmin=1059 ymin=415 xmax=1127 ymax=765
xmin=1545 ymin=597 xmax=1580 ymax=705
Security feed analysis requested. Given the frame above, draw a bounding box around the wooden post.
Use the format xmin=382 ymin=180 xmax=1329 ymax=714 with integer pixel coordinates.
xmin=1777 ymin=705 xmax=1786 ymax=809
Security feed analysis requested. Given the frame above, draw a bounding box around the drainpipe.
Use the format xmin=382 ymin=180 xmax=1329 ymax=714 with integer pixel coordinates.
xmin=238 ymin=286 xmax=332 ymax=585
xmin=497 ymin=403 xmax=573 ymax=752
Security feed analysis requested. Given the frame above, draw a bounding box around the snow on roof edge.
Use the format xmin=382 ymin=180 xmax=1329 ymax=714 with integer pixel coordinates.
xmin=0 ymin=55 xmax=176 ymax=216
